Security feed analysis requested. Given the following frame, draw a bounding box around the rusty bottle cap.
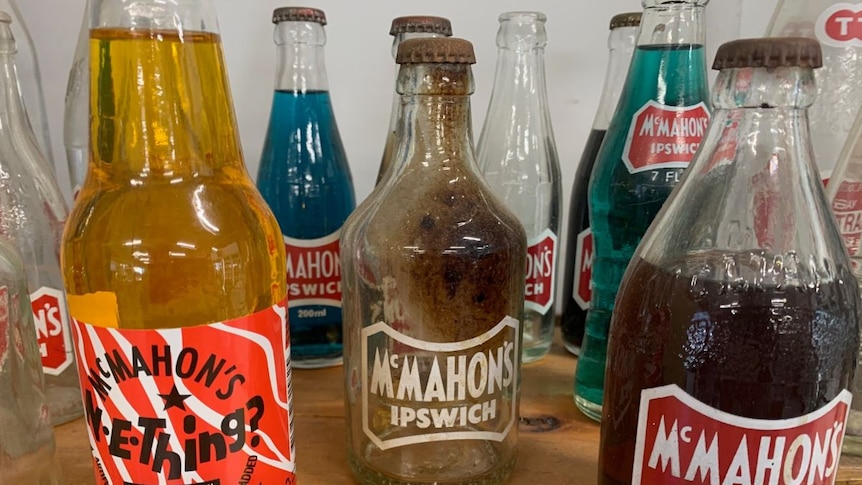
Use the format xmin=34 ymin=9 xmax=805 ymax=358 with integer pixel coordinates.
xmin=713 ymin=37 xmax=823 ymax=70
xmin=610 ymin=12 xmax=642 ymax=30
xmin=390 ymin=16 xmax=453 ymax=36
xmin=272 ymin=7 xmax=327 ymax=25
xmin=396 ymin=37 xmax=476 ymax=65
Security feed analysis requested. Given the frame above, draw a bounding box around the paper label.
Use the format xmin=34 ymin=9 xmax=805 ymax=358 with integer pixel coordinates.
xmin=817 ymin=3 xmax=862 ymax=47
xmin=525 ymin=229 xmax=557 ymax=315
xmin=623 ymin=101 xmax=710 ymax=173
xmin=285 ymin=232 xmax=342 ymax=323
xmin=72 ymin=297 xmax=296 ymax=485
xmin=572 ymin=228 xmax=593 ymax=311
xmin=31 ymin=286 xmax=74 ymax=376
xmin=632 ymin=385 xmax=851 ymax=485
xmin=832 ymin=180 xmax=862 ymax=255
xmin=361 ymin=316 xmax=519 ymax=451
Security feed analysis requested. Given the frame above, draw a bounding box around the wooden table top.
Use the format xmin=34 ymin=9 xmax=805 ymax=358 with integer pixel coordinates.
xmin=54 ymin=331 xmax=862 ymax=484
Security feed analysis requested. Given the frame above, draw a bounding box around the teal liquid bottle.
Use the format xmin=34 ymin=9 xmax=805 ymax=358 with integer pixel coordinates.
xmin=256 ymin=7 xmax=355 ymax=369
xmin=574 ymin=0 xmax=711 ymax=421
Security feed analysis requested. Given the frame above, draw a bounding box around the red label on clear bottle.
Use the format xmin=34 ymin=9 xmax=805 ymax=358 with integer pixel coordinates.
xmin=30 ymin=286 xmax=73 ymax=376
xmin=72 ymin=297 xmax=296 ymax=485
xmin=633 ymin=385 xmax=851 ymax=485
xmin=817 ymin=3 xmax=862 ymax=47
xmin=572 ymin=228 xmax=592 ymax=311
xmin=285 ymin=231 xmax=342 ymax=308
xmin=623 ymin=101 xmax=711 ymax=173
xmin=0 ymin=286 xmax=7 ymax=368
xmin=832 ymin=180 xmax=862 ymax=255
xmin=525 ymin=229 xmax=557 ymax=315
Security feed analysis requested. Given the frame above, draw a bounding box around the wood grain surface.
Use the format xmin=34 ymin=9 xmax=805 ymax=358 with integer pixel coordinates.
xmin=53 ymin=332 xmax=862 ymax=484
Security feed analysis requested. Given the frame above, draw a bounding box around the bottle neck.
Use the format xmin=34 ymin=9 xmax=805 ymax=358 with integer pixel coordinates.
xmin=386 ymin=32 xmax=448 ymax=135
xmin=0 ymin=24 xmax=38 ymax=151
xmin=638 ymin=3 xmax=706 ymax=48
xmin=593 ymin=26 xmax=638 ymax=130
xmin=390 ymin=64 xmax=475 ymax=177
xmin=479 ymin=15 xmax=553 ymax=147
xmin=274 ymin=21 xmax=329 ymax=92
xmin=91 ymin=0 xmax=219 ymax=33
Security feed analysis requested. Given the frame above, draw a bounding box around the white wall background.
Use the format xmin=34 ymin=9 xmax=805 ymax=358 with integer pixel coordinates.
xmin=18 ymin=0 xmax=780 ymax=310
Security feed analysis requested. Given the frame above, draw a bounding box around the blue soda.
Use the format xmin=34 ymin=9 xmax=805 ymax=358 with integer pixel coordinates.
xmin=257 ymin=89 xmax=355 ymax=368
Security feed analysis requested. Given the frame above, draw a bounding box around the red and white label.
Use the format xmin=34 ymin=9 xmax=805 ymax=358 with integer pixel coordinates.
xmin=832 ymin=180 xmax=862 ymax=256
xmin=285 ymin=231 xmax=342 ymax=308
xmin=31 ymin=286 xmax=73 ymax=376
xmin=525 ymin=229 xmax=557 ymax=315
xmin=572 ymin=228 xmax=593 ymax=311
xmin=817 ymin=3 xmax=862 ymax=47
xmin=633 ymin=385 xmax=851 ymax=485
xmin=623 ymin=101 xmax=711 ymax=173
xmin=72 ymin=297 xmax=296 ymax=485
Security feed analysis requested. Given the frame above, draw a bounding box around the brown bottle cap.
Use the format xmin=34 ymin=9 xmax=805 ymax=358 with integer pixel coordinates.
xmin=712 ymin=37 xmax=823 ymax=70
xmin=396 ymin=37 xmax=476 ymax=65
xmin=272 ymin=7 xmax=327 ymax=26
xmin=610 ymin=12 xmax=642 ymax=30
xmin=390 ymin=16 xmax=453 ymax=36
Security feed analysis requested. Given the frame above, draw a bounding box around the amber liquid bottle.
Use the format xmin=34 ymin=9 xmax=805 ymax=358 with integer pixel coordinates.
xmin=61 ymin=1 xmax=294 ymax=483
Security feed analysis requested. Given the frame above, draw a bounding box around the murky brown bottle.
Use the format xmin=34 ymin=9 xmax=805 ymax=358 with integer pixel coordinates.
xmin=341 ymin=38 xmax=527 ymax=485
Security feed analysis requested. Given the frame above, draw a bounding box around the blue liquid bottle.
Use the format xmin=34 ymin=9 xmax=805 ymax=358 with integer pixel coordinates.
xmin=574 ymin=0 xmax=711 ymax=421
xmin=256 ymin=7 xmax=355 ymax=369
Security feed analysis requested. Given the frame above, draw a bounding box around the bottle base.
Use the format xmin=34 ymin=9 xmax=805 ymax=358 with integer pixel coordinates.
xmin=348 ymin=448 xmax=516 ymax=485
xmin=292 ymin=355 xmax=344 ymax=369
xmin=574 ymin=394 xmax=602 ymax=423
xmin=0 ymin=441 xmax=61 ymax=485
xmin=521 ymin=342 xmax=552 ymax=364
xmin=46 ymin=385 xmax=84 ymax=426
xmin=563 ymin=341 xmax=581 ymax=357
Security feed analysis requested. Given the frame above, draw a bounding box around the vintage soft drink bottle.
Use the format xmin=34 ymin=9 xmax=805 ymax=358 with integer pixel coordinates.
xmin=63 ymin=0 xmax=89 ymax=197
xmin=477 ymin=12 xmax=561 ymax=364
xmin=767 ymin=0 xmax=862 ymax=181
xmin=256 ymin=7 xmax=355 ymax=369
xmin=601 ymin=37 xmax=860 ymax=485
xmin=376 ymin=15 xmax=452 ymax=185
xmin=0 ymin=12 xmax=81 ymax=426
xmin=0 ymin=237 xmax=61 ymax=485
xmin=61 ymin=0 xmax=295 ymax=482
xmin=341 ymin=37 xmax=526 ymax=485
xmin=561 ymin=12 xmax=640 ymax=356
xmin=574 ymin=0 xmax=711 ymax=422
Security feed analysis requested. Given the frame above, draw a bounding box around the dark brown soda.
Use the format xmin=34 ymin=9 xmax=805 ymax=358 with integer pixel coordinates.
xmin=600 ymin=254 xmax=859 ymax=485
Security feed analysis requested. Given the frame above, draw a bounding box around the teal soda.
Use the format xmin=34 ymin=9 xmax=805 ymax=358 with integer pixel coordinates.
xmin=574 ymin=0 xmax=711 ymax=421
xmin=256 ymin=7 xmax=355 ymax=369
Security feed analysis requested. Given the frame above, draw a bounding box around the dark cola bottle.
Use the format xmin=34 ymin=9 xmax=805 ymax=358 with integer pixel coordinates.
xmin=600 ymin=38 xmax=860 ymax=484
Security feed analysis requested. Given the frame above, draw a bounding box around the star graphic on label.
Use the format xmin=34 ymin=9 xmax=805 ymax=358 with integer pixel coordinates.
xmin=158 ymin=385 xmax=191 ymax=411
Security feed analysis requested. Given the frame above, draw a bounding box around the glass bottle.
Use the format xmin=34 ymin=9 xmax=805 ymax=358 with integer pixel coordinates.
xmin=0 ymin=11 xmax=81 ymax=426
xmin=256 ymin=7 xmax=355 ymax=369
xmin=825 ymin=83 xmax=862 ymax=456
xmin=376 ymin=15 xmax=452 ymax=185
xmin=341 ymin=37 xmax=526 ymax=485
xmin=767 ymin=0 xmax=862 ymax=182
xmin=0 ymin=237 xmax=61 ymax=485
xmin=574 ymin=0 xmax=711 ymax=422
xmin=561 ymin=12 xmax=640 ymax=357
xmin=601 ymin=37 xmax=860 ymax=485
xmin=476 ymin=12 xmax=561 ymax=364
xmin=63 ymin=0 xmax=89 ymax=197
xmin=62 ymin=1 xmax=295 ymax=482
xmin=0 ymin=1 xmax=53 ymax=169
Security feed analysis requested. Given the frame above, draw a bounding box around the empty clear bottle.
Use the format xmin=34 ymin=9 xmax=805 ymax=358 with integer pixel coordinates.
xmin=561 ymin=12 xmax=640 ymax=357
xmin=376 ymin=16 xmax=452 ymax=185
xmin=767 ymin=0 xmax=862 ymax=181
xmin=477 ymin=12 xmax=561 ymax=364
xmin=0 ymin=1 xmax=52 ymax=170
xmin=574 ymin=0 xmax=711 ymax=422
xmin=0 ymin=237 xmax=61 ymax=485
xmin=256 ymin=7 xmax=355 ymax=369
xmin=342 ymin=37 xmax=526 ymax=485
xmin=63 ymin=0 xmax=89 ymax=197
xmin=0 ymin=11 xmax=80 ymax=426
